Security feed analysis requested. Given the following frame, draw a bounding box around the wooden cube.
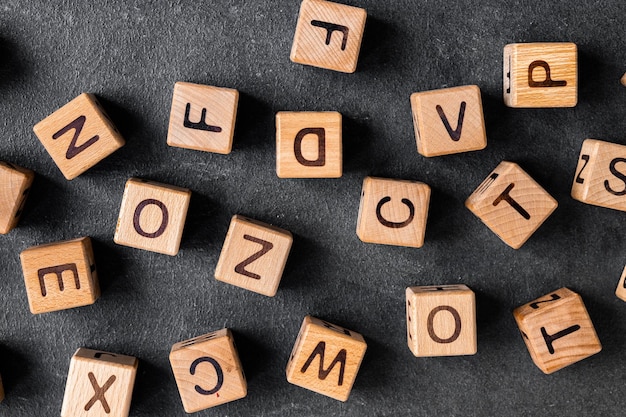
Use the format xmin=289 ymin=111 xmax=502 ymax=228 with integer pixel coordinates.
xmin=61 ymin=348 xmax=138 ymax=417
xmin=215 ymin=215 xmax=293 ymax=297
xmin=33 ymin=93 xmax=125 ymax=180
xmin=465 ymin=161 xmax=558 ymax=249
xmin=513 ymin=287 xmax=601 ymax=374
xmin=621 ymin=72 xmax=626 ymax=87
xmin=410 ymin=85 xmax=487 ymax=157
xmin=615 ymin=266 xmax=626 ymax=302
xmin=114 ymin=178 xmax=191 ymax=256
xmin=286 ymin=316 xmax=366 ymax=402
xmin=20 ymin=237 xmax=99 ymax=314
xmin=167 ymin=82 xmax=239 ymax=154
xmin=170 ymin=329 xmax=247 ymax=412
xmin=504 ymin=42 xmax=577 ymax=108
xmin=0 ymin=161 xmax=34 ymax=234
xmin=405 ymin=285 xmax=477 ymax=357
xmin=356 ymin=176 xmax=430 ymax=248
xmin=276 ymin=111 xmax=342 ymax=178
xmin=290 ymin=0 xmax=367 ymax=73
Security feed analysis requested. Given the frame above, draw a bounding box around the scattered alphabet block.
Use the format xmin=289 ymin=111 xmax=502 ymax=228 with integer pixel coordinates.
xmin=513 ymin=287 xmax=601 ymax=374
xmin=503 ymin=42 xmax=577 ymax=108
xmin=276 ymin=111 xmax=342 ymax=178
xmin=615 ymin=266 xmax=626 ymax=302
xmin=0 ymin=161 xmax=34 ymax=234
xmin=215 ymin=215 xmax=293 ymax=296
xmin=405 ymin=285 xmax=477 ymax=357
xmin=356 ymin=176 xmax=430 ymax=248
xmin=621 ymin=72 xmax=626 ymax=87
xmin=290 ymin=0 xmax=367 ymax=73
xmin=410 ymin=85 xmax=487 ymax=157
xmin=286 ymin=316 xmax=366 ymax=402
xmin=20 ymin=237 xmax=99 ymax=314
xmin=167 ymin=82 xmax=239 ymax=154
xmin=465 ymin=161 xmax=557 ymax=249
xmin=114 ymin=178 xmax=191 ymax=256
xmin=61 ymin=348 xmax=138 ymax=417
xmin=170 ymin=329 xmax=247 ymax=412
xmin=33 ymin=93 xmax=125 ymax=180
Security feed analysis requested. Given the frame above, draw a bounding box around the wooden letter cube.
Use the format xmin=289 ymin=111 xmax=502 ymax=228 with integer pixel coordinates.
xmin=114 ymin=178 xmax=191 ymax=256
xmin=167 ymin=82 xmax=239 ymax=154
xmin=356 ymin=176 xmax=430 ymax=248
xmin=465 ymin=161 xmax=557 ymax=249
xmin=290 ymin=0 xmax=367 ymax=73
xmin=405 ymin=285 xmax=477 ymax=357
xmin=61 ymin=348 xmax=138 ymax=417
xmin=215 ymin=215 xmax=293 ymax=297
xmin=276 ymin=111 xmax=342 ymax=178
xmin=410 ymin=85 xmax=487 ymax=157
xmin=513 ymin=287 xmax=601 ymax=374
xmin=0 ymin=161 xmax=34 ymax=234
xmin=286 ymin=316 xmax=366 ymax=402
xmin=20 ymin=237 xmax=99 ymax=314
xmin=615 ymin=266 xmax=626 ymax=302
xmin=33 ymin=93 xmax=125 ymax=180
xmin=170 ymin=329 xmax=247 ymax=412
xmin=504 ymin=42 xmax=577 ymax=108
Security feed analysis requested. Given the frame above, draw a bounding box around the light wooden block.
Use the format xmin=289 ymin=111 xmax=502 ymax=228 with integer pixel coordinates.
xmin=410 ymin=85 xmax=487 ymax=157
xmin=615 ymin=266 xmax=626 ymax=302
xmin=405 ymin=285 xmax=477 ymax=357
xmin=20 ymin=237 xmax=99 ymax=314
xmin=621 ymin=72 xmax=626 ymax=87
xmin=114 ymin=178 xmax=191 ymax=256
xmin=167 ymin=82 xmax=239 ymax=154
xmin=170 ymin=329 xmax=247 ymax=413
xmin=286 ymin=316 xmax=366 ymax=402
xmin=0 ymin=161 xmax=34 ymax=234
xmin=290 ymin=0 xmax=367 ymax=73
xmin=513 ymin=287 xmax=601 ymax=374
xmin=61 ymin=348 xmax=138 ymax=417
xmin=215 ymin=215 xmax=293 ymax=297
xmin=276 ymin=111 xmax=342 ymax=178
xmin=465 ymin=161 xmax=557 ymax=249
xmin=356 ymin=176 xmax=430 ymax=248
xmin=33 ymin=93 xmax=125 ymax=180
xmin=503 ymin=42 xmax=577 ymax=108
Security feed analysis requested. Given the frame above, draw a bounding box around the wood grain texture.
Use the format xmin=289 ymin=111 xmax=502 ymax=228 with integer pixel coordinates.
xmin=615 ymin=266 xmax=626 ymax=302
xmin=410 ymin=85 xmax=487 ymax=157
xmin=61 ymin=348 xmax=138 ymax=417
xmin=215 ymin=215 xmax=293 ymax=296
xmin=286 ymin=316 xmax=366 ymax=402
xmin=465 ymin=161 xmax=557 ymax=249
xmin=170 ymin=329 xmax=247 ymax=413
xmin=356 ymin=176 xmax=430 ymax=248
xmin=0 ymin=161 xmax=34 ymax=234
xmin=32 ymin=93 xmax=125 ymax=180
xmin=503 ymin=42 xmax=577 ymax=108
xmin=20 ymin=237 xmax=99 ymax=314
xmin=513 ymin=288 xmax=601 ymax=374
xmin=167 ymin=82 xmax=239 ymax=154
xmin=114 ymin=178 xmax=191 ymax=256
xmin=290 ymin=0 xmax=367 ymax=73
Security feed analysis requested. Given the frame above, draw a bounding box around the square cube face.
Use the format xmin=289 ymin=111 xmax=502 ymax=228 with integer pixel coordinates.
xmin=167 ymin=82 xmax=239 ymax=154
xmin=170 ymin=329 xmax=247 ymax=413
xmin=504 ymin=42 xmax=577 ymax=108
xmin=20 ymin=237 xmax=99 ymax=314
xmin=0 ymin=162 xmax=34 ymax=234
xmin=410 ymin=85 xmax=487 ymax=157
xmin=406 ymin=285 xmax=477 ymax=357
xmin=276 ymin=111 xmax=342 ymax=178
xmin=286 ymin=316 xmax=366 ymax=402
xmin=290 ymin=0 xmax=367 ymax=73
xmin=356 ymin=176 xmax=431 ymax=248
xmin=513 ymin=288 xmax=601 ymax=374
xmin=465 ymin=161 xmax=557 ymax=249
xmin=33 ymin=93 xmax=125 ymax=180
xmin=61 ymin=348 xmax=138 ymax=417
xmin=615 ymin=266 xmax=626 ymax=302
xmin=215 ymin=215 xmax=293 ymax=297
xmin=114 ymin=178 xmax=191 ymax=256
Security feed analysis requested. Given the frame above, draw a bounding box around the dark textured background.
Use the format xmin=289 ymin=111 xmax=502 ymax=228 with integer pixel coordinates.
xmin=1 ymin=1 xmax=626 ymax=416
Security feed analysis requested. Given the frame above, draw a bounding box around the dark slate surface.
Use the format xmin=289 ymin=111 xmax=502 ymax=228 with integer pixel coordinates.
xmin=1 ymin=1 xmax=626 ymax=416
